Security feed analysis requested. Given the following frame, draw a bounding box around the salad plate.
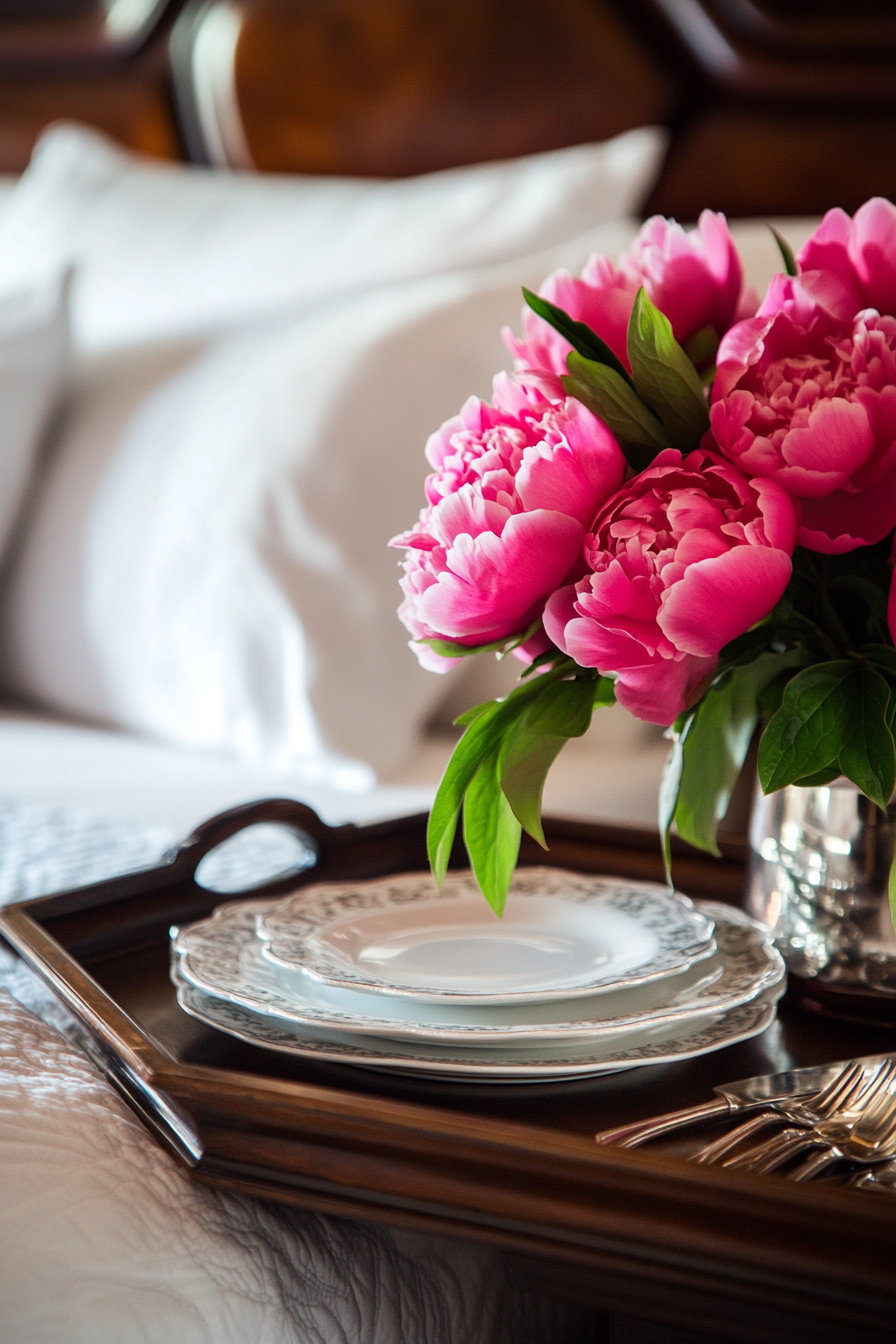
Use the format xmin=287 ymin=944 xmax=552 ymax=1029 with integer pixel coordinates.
xmin=255 ymin=867 xmax=715 ymax=1004
xmin=172 ymin=900 xmax=782 ymax=1047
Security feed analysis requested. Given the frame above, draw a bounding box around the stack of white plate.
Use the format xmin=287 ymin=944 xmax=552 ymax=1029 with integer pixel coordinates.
xmin=170 ymin=866 xmax=786 ymax=1084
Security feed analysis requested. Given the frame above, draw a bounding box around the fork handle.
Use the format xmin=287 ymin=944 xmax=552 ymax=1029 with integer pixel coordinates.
xmin=596 ymin=1098 xmax=731 ymax=1147
xmin=789 ymin=1147 xmax=843 ymax=1182
xmin=692 ymin=1110 xmax=783 ymax=1164
xmin=724 ymin=1128 xmax=825 ymax=1174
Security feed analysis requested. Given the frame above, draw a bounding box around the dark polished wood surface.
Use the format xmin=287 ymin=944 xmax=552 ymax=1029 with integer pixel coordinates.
xmin=1 ymin=798 xmax=895 ymax=1344
xmin=226 ymin=0 xmax=673 ymax=177
xmin=0 ymin=0 xmax=179 ymax=169
xmin=0 ymin=0 xmax=894 ymax=219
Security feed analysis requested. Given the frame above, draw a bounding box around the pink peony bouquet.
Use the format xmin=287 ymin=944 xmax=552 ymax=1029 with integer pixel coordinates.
xmin=391 ymin=201 xmax=896 ymax=913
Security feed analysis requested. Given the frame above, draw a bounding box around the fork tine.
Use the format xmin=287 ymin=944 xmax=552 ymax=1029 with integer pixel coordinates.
xmin=813 ymin=1061 xmax=868 ymax=1117
xmin=852 ymin=1061 xmax=896 ymax=1126
xmin=830 ymin=1058 xmax=895 ymax=1113
xmin=720 ymin=1060 xmax=896 ymax=1175
xmin=852 ymin=1072 xmax=896 ymax=1136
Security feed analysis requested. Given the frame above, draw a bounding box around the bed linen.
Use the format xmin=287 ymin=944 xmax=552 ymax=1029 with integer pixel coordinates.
xmin=0 ymin=701 xmax=669 ymax=835
xmin=0 ymin=268 xmax=69 ymax=560
xmin=0 ymin=123 xmax=665 ymax=352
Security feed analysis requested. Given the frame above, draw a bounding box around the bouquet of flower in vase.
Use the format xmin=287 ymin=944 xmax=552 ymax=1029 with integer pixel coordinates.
xmin=391 ymin=200 xmax=896 ymax=917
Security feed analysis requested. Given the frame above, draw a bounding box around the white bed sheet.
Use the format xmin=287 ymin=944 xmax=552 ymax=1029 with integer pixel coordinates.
xmin=0 ymin=701 xmax=668 ymax=839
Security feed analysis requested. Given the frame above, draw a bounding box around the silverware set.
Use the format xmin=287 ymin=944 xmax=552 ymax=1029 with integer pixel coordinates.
xmin=596 ymin=1054 xmax=896 ymax=1188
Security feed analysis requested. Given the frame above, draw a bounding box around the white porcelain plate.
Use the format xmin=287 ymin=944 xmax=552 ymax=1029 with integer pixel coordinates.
xmin=172 ymin=900 xmax=781 ymax=1048
xmin=171 ymin=962 xmax=782 ymax=1084
xmin=254 ymin=867 xmax=715 ymax=1004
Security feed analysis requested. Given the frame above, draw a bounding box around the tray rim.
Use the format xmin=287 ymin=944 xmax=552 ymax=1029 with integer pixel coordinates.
xmin=2 ymin=796 xmax=896 ymax=1341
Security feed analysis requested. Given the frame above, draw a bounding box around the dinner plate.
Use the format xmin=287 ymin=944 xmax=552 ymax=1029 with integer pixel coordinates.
xmin=172 ymin=901 xmax=780 ymax=1046
xmin=172 ymin=968 xmax=782 ymax=1083
xmin=254 ymin=867 xmax=715 ymax=1004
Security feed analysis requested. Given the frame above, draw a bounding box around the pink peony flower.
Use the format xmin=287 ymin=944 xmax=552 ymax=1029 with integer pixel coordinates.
xmin=626 ymin=211 xmax=751 ymax=348
xmin=543 ymin=449 xmax=796 ymax=725
xmin=504 ymin=211 xmax=752 ymax=396
xmin=798 ymin=198 xmax=896 ymax=324
xmin=710 ymin=301 xmax=896 ymax=554
xmin=504 ymin=258 xmax=640 ymax=395
xmin=391 ymin=374 xmax=626 ymax=671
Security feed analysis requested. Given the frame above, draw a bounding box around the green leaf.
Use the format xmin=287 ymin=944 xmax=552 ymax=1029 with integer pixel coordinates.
xmin=563 ymin=351 xmax=672 ymax=472
xmin=675 ymin=652 xmax=800 ymax=857
xmin=426 ymin=664 xmax=572 ymax=883
xmin=858 ymin=644 xmax=896 ymax=677
xmin=683 ymin=324 xmax=719 ymax=369
xmin=462 ymin=748 xmax=522 ymax=917
xmin=591 ymin=674 xmax=617 ymax=708
xmin=522 ymin=288 xmax=633 ymax=385
xmin=792 ymin=764 xmax=842 ymax=788
xmin=759 ymin=660 xmax=896 ymax=807
xmin=427 ymin=707 xmax=501 ymax=884
xmin=758 ymin=661 xmax=856 ymax=795
xmin=422 ymin=618 xmax=541 ymax=661
xmin=769 ymin=225 xmax=798 ymax=278
xmin=838 ymin=666 xmax=896 ymax=809
xmin=757 ymin=669 xmax=797 ymax=719
xmin=626 ymin=289 xmax=710 ymax=452
xmin=499 ymin=677 xmax=600 ymax=847
xmin=518 ymin=648 xmax=567 ymax=679
xmin=717 ymin=622 xmax=779 ymax=668
xmin=453 ymin=700 xmax=496 ymax=728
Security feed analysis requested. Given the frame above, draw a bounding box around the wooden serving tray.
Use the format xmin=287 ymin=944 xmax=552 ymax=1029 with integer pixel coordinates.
xmin=1 ymin=797 xmax=895 ymax=1344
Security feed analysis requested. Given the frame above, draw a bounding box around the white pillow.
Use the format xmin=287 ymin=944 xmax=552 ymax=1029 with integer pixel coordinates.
xmin=0 ymin=123 xmax=666 ymax=353
xmin=0 ymin=225 xmax=638 ymax=782
xmin=0 ymin=272 xmax=69 ymax=566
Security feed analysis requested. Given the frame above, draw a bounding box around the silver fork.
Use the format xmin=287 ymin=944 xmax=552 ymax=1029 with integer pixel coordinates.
xmin=787 ymin=1089 xmax=896 ymax=1182
xmin=722 ymin=1060 xmax=896 ymax=1175
xmin=690 ymin=1060 xmax=871 ymax=1165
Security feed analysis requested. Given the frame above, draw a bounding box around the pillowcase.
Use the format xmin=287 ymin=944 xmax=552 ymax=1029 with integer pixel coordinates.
xmin=0 ymin=225 xmax=638 ymax=784
xmin=0 ymin=272 xmax=69 ymax=567
xmin=0 ymin=122 xmax=666 ymax=353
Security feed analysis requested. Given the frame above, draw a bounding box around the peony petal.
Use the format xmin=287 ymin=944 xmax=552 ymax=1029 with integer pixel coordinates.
xmin=431 ymin=488 xmax=510 ymax=544
xmin=409 ymin=641 xmax=460 ymax=673
xmin=658 ymin=546 xmax=792 ymax=657
xmin=516 ymin=446 xmax=594 ymax=521
xmin=781 ymin=398 xmax=874 ymax=481
xmin=852 ymin=197 xmax=896 ymax=315
xmin=419 ymin=510 xmax=584 ymax=641
xmin=542 ymin=583 xmax=580 ymax=654
xmin=614 ymin=654 xmax=717 ymax=727
xmin=798 ymin=470 xmax=896 ymax=553
xmin=750 ymin=477 xmax=798 ymax=553
xmin=774 ymin=464 xmax=852 ymax=498
xmin=713 ymin=319 xmax=773 ymax=400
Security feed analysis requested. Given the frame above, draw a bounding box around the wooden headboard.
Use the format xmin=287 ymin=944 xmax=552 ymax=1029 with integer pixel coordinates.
xmin=0 ymin=0 xmax=894 ymax=220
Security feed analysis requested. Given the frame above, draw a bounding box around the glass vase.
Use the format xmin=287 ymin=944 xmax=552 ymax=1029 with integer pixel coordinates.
xmin=745 ymin=777 xmax=896 ymax=1022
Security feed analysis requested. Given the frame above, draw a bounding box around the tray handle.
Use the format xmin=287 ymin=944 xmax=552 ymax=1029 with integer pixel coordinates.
xmin=165 ymin=797 xmax=331 ymax=885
